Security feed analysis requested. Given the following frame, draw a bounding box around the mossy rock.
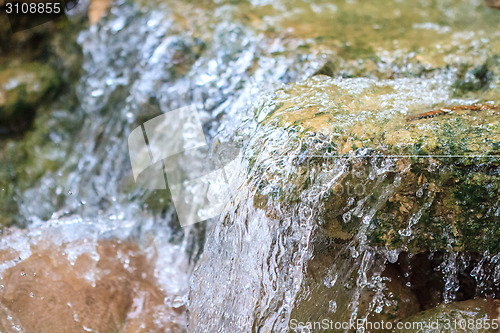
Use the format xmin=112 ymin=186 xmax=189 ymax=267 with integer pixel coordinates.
xmin=397 ymin=298 xmax=500 ymax=333
xmin=0 ymin=63 xmax=60 ymax=133
xmin=246 ymin=75 xmax=499 ymax=252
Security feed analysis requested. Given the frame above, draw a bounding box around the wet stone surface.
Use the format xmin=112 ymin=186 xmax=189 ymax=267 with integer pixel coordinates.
xmin=0 ymin=239 xmax=185 ymax=332
xmin=398 ymin=298 xmax=500 ymax=333
xmin=0 ymin=0 xmax=499 ymax=331
xmin=247 ymin=75 xmax=499 ymax=253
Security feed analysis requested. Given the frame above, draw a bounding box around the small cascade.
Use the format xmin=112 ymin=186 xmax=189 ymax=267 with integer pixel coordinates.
xmin=189 ymin=75 xmax=499 ymax=331
xmin=0 ymin=0 xmax=499 ymax=331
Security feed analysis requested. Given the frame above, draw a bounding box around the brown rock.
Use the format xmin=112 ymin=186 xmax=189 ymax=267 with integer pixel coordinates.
xmin=485 ymin=0 xmax=500 ymax=9
xmin=0 ymin=239 xmax=185 ymax=332
xmin=88 ymin=0 xmax=112 ymax=25
xmin=398 ymin=298 xmax=500 ymax=333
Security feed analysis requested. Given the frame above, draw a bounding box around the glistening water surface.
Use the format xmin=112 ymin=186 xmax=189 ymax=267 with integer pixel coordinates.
xmin=0 ymin=0 xmax=499 ymax=332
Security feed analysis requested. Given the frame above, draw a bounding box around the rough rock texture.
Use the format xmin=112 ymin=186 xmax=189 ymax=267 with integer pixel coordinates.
xmin=0 ymin=239 xmax=184 ymax=332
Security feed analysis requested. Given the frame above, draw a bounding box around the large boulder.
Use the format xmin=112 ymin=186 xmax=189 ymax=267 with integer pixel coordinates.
xmin=190 ymin=74 xmax=500 ymax=331
xmin=397 ymin=298 xmax=500 ymax=333
xmin=0 ymin=238 xmax=185 ymax=332
xmin=248 ymin=75 xmax=499 ymax=253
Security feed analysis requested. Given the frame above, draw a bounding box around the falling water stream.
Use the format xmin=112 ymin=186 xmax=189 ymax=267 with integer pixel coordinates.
xmin=0 ymin=0 xmax=499 ymax=332
xmin=189 ymin=74 xmax=500 ymax=331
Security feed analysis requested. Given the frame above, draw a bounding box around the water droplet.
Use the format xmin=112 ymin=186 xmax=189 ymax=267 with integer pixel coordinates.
xmin=385 ymin=249 xmax=400 ymax=263
xmin=329 ymin=300 xmax=337 ymax=313
xmin=91 ymin=89 xmax=104 ymax=97
xmin=324 ymin=272 xmax=338 ymax=288
xmin=399 ymin=229 xmax=411 ymax=237
xmin=342 ymin=211 xmax=352 ymax=223
xmin=111 ymin=17 xmax=126 ymax=32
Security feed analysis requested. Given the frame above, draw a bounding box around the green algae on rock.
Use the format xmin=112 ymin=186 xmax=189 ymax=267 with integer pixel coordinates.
xmin=0 ymin=63 xmax=60 ymax=134
xmin=247 ymin=75 xmax=499 ymax=252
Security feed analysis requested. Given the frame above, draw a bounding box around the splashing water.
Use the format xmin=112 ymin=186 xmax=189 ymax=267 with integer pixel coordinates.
xmin=2 ymin=0 xmax=322 ymax=330
xmin=189 ymin=71 xmax=499 ymax=330
xmin=2 ymin=0 xmax=500 ymax=331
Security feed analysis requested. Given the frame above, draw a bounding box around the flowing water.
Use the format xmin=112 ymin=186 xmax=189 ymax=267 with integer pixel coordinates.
xmin=189 ymin=74 xmax=500 ymax=331
xmin=2 ymin=0 xmax=320 ymax=331
xmin=1 ymin=0 xmax=500 ymax=331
